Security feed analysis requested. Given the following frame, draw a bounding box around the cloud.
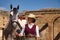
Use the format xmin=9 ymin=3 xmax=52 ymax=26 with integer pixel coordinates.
xmin=0 ymin=7 xmax=7 ymax=11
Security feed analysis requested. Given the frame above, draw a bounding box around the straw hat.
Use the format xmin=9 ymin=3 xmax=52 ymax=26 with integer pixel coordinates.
xmin=28 ymin=14 xmax=36 ymax=19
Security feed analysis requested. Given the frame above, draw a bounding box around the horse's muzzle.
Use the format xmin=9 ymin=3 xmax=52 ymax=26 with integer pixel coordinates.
xmin=12 ymin=22 xmax=17 ymax=28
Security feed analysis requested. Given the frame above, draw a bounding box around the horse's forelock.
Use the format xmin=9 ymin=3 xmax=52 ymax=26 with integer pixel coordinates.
xmin=13 ymin=8 xmax=17 ymax=11
xmin=10 ymin=8 xmax=17 ymax=15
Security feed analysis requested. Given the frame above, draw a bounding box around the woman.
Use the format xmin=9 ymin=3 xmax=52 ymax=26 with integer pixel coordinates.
xmin=18 ymin=14 xmax=40 ymax=40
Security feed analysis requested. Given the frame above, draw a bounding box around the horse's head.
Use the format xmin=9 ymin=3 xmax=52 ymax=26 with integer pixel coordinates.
xmin=10 ymin=4 xmax=19 ymax=28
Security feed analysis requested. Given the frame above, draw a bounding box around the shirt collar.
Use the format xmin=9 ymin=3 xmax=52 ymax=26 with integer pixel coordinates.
xmin=28 ymin=23 xmax=34 ymax=26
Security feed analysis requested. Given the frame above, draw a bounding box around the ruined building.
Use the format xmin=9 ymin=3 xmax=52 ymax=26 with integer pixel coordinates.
xmin=23 ymin=8 xmax=60 ymax=40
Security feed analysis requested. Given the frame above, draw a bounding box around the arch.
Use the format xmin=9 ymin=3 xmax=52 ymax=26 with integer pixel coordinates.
xmin=53 ymin=16 xmax=60 ymax=23
xmin=53 ymin=16 xmax=60 ymax=40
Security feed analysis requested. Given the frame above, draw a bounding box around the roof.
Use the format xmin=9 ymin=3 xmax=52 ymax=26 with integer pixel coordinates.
xmin=23 ymin=8 xmax=60 ymax=13
xmin=22 ymin=8 xmax=60 ymax=15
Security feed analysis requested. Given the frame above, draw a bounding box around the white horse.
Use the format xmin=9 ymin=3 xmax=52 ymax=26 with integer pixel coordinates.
xmin=3 ymin=4 xmax=22 ymax=40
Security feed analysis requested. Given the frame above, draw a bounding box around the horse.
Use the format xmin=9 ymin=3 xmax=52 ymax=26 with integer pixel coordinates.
xmin=2 ymin=4 xmax=22 ymax=40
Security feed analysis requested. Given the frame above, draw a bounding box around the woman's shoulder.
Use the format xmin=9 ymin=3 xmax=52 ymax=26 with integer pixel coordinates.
xmin=34 ymin=24 xmax=39 ymax=28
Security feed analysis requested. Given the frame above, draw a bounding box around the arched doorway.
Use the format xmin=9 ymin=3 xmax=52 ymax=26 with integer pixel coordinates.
xmin=53 ymin=16 xmax=60 ymax=40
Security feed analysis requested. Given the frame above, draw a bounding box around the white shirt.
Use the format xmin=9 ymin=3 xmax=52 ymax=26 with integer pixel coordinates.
xmin=20 ymin=23 xmax=40 ymax=37
xmin=18 ymin=19 xmax=27 ymax=28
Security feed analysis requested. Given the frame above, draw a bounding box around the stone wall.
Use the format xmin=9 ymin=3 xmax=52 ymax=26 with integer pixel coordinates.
xmin=23 ymin=8 xmax=60 ymax=40
xmin=0 ymin=10 xmax=9 ymax=29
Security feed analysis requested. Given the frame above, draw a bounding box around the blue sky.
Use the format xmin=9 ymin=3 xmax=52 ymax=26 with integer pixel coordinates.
xmin=0 ymin=0 xmax=60 ymax=12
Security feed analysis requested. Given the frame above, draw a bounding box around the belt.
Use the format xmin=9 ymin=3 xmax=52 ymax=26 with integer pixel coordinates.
xmin=25 ymin=36 xmax=36 ymax=38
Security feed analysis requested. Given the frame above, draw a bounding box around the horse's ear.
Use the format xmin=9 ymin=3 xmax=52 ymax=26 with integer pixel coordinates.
xmin=10 ymin=4 xmax=13 ymax=9
xmin=17 ymin=5 xmax=19 ymax=10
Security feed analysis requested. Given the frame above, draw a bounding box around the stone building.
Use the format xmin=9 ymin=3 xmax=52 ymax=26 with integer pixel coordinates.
xmin=0 ymin=8 xmax=60 ymax=40
xmin=22 ymin=8 xmax=60 ymax=40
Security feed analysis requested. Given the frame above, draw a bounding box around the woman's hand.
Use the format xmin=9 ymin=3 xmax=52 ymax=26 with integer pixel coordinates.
xmin=18 ymin=34 xmax=23 ymax=37
xmin=16 ymin=33 xmax=23 ymax=37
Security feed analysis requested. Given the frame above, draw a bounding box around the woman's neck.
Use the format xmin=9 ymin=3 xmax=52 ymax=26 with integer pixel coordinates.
xmin=28 ymin=22 xmax=34 ymax=25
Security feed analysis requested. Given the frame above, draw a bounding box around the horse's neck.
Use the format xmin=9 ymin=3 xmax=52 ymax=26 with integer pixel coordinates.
xmin=5 ymin=20 xmax=12 ymax=29
xmin=5 ymin=13 xmax=19 ymax=29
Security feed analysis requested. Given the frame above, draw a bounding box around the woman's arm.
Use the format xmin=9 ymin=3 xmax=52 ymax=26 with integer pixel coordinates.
xmin=19 ymin=27 xmax=25 ymax=36
xmin=36 ymin=26 xmax=40 ymax=40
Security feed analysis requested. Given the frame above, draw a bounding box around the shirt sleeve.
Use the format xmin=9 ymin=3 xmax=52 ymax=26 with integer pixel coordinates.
xmin=36 ymin=25 xmax=40 ymax=37
xmin=20 ymin=25 xmax=25 ymax=36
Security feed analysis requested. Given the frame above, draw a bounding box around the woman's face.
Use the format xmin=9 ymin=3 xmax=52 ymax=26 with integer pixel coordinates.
xmin=27 ymin=18 xmax=33 ymax=23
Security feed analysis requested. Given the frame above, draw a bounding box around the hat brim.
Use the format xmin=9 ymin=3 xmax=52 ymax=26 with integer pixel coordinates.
xmin=28 ymin=16 xmax=35 ymax=18
xmin=28 ymin=14 xmax=36 ymax=19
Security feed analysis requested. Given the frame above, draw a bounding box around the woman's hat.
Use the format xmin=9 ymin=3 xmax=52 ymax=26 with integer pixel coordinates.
xmin=28 ymin=14 xmax=36 ymax=19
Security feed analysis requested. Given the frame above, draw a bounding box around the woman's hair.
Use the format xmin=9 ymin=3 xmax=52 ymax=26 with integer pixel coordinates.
xmin=32 ymin=18 xmax=36 ymax=23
